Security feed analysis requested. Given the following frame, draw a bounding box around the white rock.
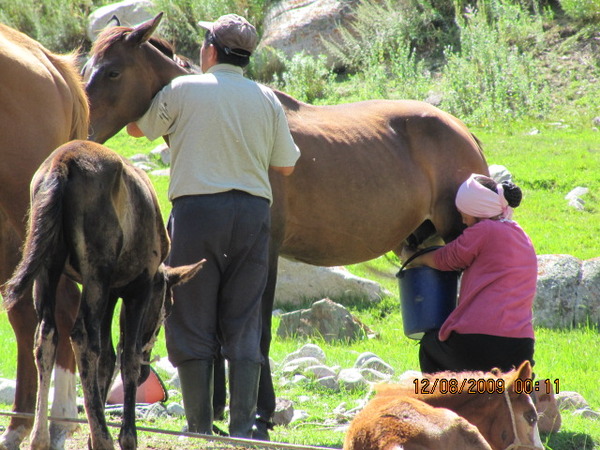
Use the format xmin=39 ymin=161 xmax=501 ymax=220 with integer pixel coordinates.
xmin=0 ymin=378 xmax=16 ymax=405
xmin=275 ymin=258 xmax=388 ymax=307
xmin=87 ymin=0 xmax=155 ymax=41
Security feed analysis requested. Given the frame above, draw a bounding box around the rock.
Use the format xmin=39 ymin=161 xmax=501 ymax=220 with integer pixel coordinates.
xmin=276 ymin=298 xmax=371 ymax=342
xmin=290 ymin=409 xmax=310 ymax=423
xmin=303 ymin=365 xmax=337 ymax=379
xmin=273 ymin=398 xmax=295 ymax=426
xmin=133 ymin=161 xmax=158 ymax=172
xmin=354 ymin=352 xmax=380 ymax=368
xmin=166 ymin=402 xmax=185 ymax=417
xmin=572 ymin=408 xmax=600 ymax=420
xmin=317 ymin=376 xmax=339 ymax=390
xmin=534 ymin=255 xmax=600 ymax=328
xmin=143 ymin=402 xmax=168 ymax=419
xmin=556 ymin=391 xmax=589 ymax=410
xmin=337 ymin=368 xmax=367 ymax=391
xmin=359 ymin=368 xmax=390 ymax=383
xmin=149 ymin=168 xmax=170 ymax=177
xmin=489 ymin=164 xmax=512 ymax=183
xmin=129 ymin=153 xmax=151 ymax=163
xmin=282 ymin=343 xmax=326 ymax=365
xmin=275 ymin=258 xmax=388 ymax=307
xmin=534 ymin=255 xmax=582 ymax=328
xmin=259 ymin=0 xmax=359 ymax=70
xmin=356 ymin=356 xmax=395 ymax=375
xmin=565 ymin=186 xmax=589 ymax=210
xmin=0 ymin=378 xmax=16 ymax=405
xmin=151 ymin=143 xmax=170 ymax=165
xmin=156 ymin=357 xmax=177 ymax=378
xmin=282 ymin=357 xmax=322 ymax=375
xmin=87 ymin=0 xmax=155 ymax=42
xmin=576 ymin=258 xmax=600 ymax=326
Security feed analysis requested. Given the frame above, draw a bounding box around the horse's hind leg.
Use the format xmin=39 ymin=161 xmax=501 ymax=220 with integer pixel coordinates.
xmin=97 ymin=294 xmax=119 ymax=405
xmin=30 ymin=266 xmax=63 ymax=450
xmin=118 ymin=285 xmax=152 ymax=450
xmin=50 ymin=277 xmax=81 ymax=449
xmin=70 ymin=279 xmax=114 ymax=450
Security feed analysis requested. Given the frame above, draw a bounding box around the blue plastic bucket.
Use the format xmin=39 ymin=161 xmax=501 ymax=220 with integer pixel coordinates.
xmin=396 ymin=247 xmax=459 ymax=340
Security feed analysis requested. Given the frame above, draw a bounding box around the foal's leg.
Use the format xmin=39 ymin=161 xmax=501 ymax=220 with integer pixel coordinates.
xmin=50 ymin=277 xmax=80 ymax=449
xmin=97 ymin=294 xmax=119 ymax=405
xmin=118 ymin=284 xmax=152 ymax=450
xmin=30 ymin=266 xmax=62 ymax=450
xmin=70 ymin=279 xmax=114 ymax=450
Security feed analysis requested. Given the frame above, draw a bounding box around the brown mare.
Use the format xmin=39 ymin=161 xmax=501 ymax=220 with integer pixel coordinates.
xmin=346 ymin=361 xmax=543 ymax=450
xmin=82 ymin=14 xmax=490 ymax=433
xmin=4 ymin=140 xmax=203 ymax=450
xmin=0 ymin=23 xmax=89 ymax=450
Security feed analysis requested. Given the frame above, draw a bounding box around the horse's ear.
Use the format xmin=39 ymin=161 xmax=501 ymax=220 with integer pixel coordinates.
xmin=164 ymin=258 xmax=205 ymax=289
xmin=107 ymin=14 xmax=121 ymax=27
xmin=125 ymin=12 xmax=164 ymax=46
xmin=509 ymin=360 xmax=532 ymax=388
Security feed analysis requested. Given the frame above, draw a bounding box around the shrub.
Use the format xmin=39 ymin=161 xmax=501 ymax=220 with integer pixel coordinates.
xmin=278 ymin=52 xmax=334 ymax=104
xmin=440 ymin=0 xmax=552 ymax=125
xmin=558 ymin=0 xmax=600 ymax=21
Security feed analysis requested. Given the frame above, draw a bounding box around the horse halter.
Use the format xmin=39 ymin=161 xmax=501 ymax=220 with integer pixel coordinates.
xmin=502 ymin=389 xmax=540 ymax=450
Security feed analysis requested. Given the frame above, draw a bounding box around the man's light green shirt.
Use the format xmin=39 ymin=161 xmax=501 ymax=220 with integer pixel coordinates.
xmin=136 ymin=64 xmax=300 ymax=203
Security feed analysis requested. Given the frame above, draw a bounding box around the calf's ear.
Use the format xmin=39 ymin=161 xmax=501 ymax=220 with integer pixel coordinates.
xmin=165 ymin=259 xmax=205 ymax=288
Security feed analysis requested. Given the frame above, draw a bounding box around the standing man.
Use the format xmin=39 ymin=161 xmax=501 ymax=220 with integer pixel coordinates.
xmin=127 ymin=14 xmax=300 ymax=439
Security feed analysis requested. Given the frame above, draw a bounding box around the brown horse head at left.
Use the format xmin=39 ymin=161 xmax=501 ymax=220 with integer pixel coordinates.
xmin=3 ymin=140 xmax=204 ymax=450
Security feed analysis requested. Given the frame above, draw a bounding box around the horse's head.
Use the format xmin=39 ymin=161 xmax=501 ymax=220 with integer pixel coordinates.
xmin=137 ymin=259 xmax=204 ymax=384
xmin=83 ymin=12 xmax=190 ymax=144
xmin=492 ymin=361 xmax=544 ymax=450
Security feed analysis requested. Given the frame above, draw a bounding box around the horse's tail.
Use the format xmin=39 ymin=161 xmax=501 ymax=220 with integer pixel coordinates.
xmin=45 ymin=49 xmax=90 ymax=140
xmin=3 ymin=161 xmax=69 ymax=311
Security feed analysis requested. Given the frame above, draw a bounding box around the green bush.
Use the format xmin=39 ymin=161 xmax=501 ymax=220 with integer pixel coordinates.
xmin=440 ymin=0 xmax=552 ymax=125
xmin=0 ymin=0 xmax=107 ymax=51
xmin=559 ymin=0 xmax=600 ymax=21
xmin=153 ymin=0 xmax=268 ymax=60
xmin=326 ymin=0 xmax=460 ymax=72
xmin=278 ymin=52 xmax=335 ymax=103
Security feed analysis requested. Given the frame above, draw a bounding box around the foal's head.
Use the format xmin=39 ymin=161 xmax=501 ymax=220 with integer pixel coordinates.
xmin=138 ymin=260 xmax=205 ymax=383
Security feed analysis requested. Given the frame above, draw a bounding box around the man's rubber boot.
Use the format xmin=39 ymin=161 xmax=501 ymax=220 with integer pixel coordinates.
xmin=228 ymin=360 xmax=261 ymax=438
xmin=177 ymin=359 xmax=214 ymax=434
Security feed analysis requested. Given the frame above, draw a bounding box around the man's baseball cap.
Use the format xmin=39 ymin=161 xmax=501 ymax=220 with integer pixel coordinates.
xmin=197 ymin=14 xmax=258 ymax=57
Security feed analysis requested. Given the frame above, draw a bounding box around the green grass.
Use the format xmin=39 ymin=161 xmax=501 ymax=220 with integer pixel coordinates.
xmin=0 ymin=121 xmax=599 ymax=450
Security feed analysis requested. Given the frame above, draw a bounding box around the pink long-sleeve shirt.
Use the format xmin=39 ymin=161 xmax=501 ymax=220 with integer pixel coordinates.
xmin=433 ymin=219 xmax=537 ymax=341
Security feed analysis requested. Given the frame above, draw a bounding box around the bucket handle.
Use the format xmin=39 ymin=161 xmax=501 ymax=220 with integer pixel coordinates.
xmin=399 ymin=246 xmax=443 ymax=273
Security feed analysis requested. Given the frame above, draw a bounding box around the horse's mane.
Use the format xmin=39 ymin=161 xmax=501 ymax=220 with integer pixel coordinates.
xmin=91 ymin=26 xmax=193 ymax=70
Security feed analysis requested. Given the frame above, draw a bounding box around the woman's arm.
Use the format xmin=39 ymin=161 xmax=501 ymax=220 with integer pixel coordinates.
xmin=403 ymin=249 xmax=441 ymax=269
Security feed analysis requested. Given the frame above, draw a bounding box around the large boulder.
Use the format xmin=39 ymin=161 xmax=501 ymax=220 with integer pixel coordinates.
xmin=87 ymin=0 xmax=155 ymax=41
xmin=534 ymin=254 xmax=600 ymax=328
xmin=276 ymin=298 xmax=373 ymax=342
xmin=258 ymin=0 xmax=359 ymax=69
xmin=274 ymin=257 xmax=389 ymax=307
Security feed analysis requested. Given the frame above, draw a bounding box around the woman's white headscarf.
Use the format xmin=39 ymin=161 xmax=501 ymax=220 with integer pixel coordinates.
xmin=455 ymin=174 xmax=513 ymax=220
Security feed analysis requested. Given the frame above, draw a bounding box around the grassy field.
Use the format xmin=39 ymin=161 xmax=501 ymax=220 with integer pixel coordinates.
xmin=0 ymin=121 xmax=599 ymax=449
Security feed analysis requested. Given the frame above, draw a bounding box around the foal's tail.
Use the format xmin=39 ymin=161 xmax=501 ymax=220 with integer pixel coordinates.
xmin=3 ymin=160 xmax=69 ymax=311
